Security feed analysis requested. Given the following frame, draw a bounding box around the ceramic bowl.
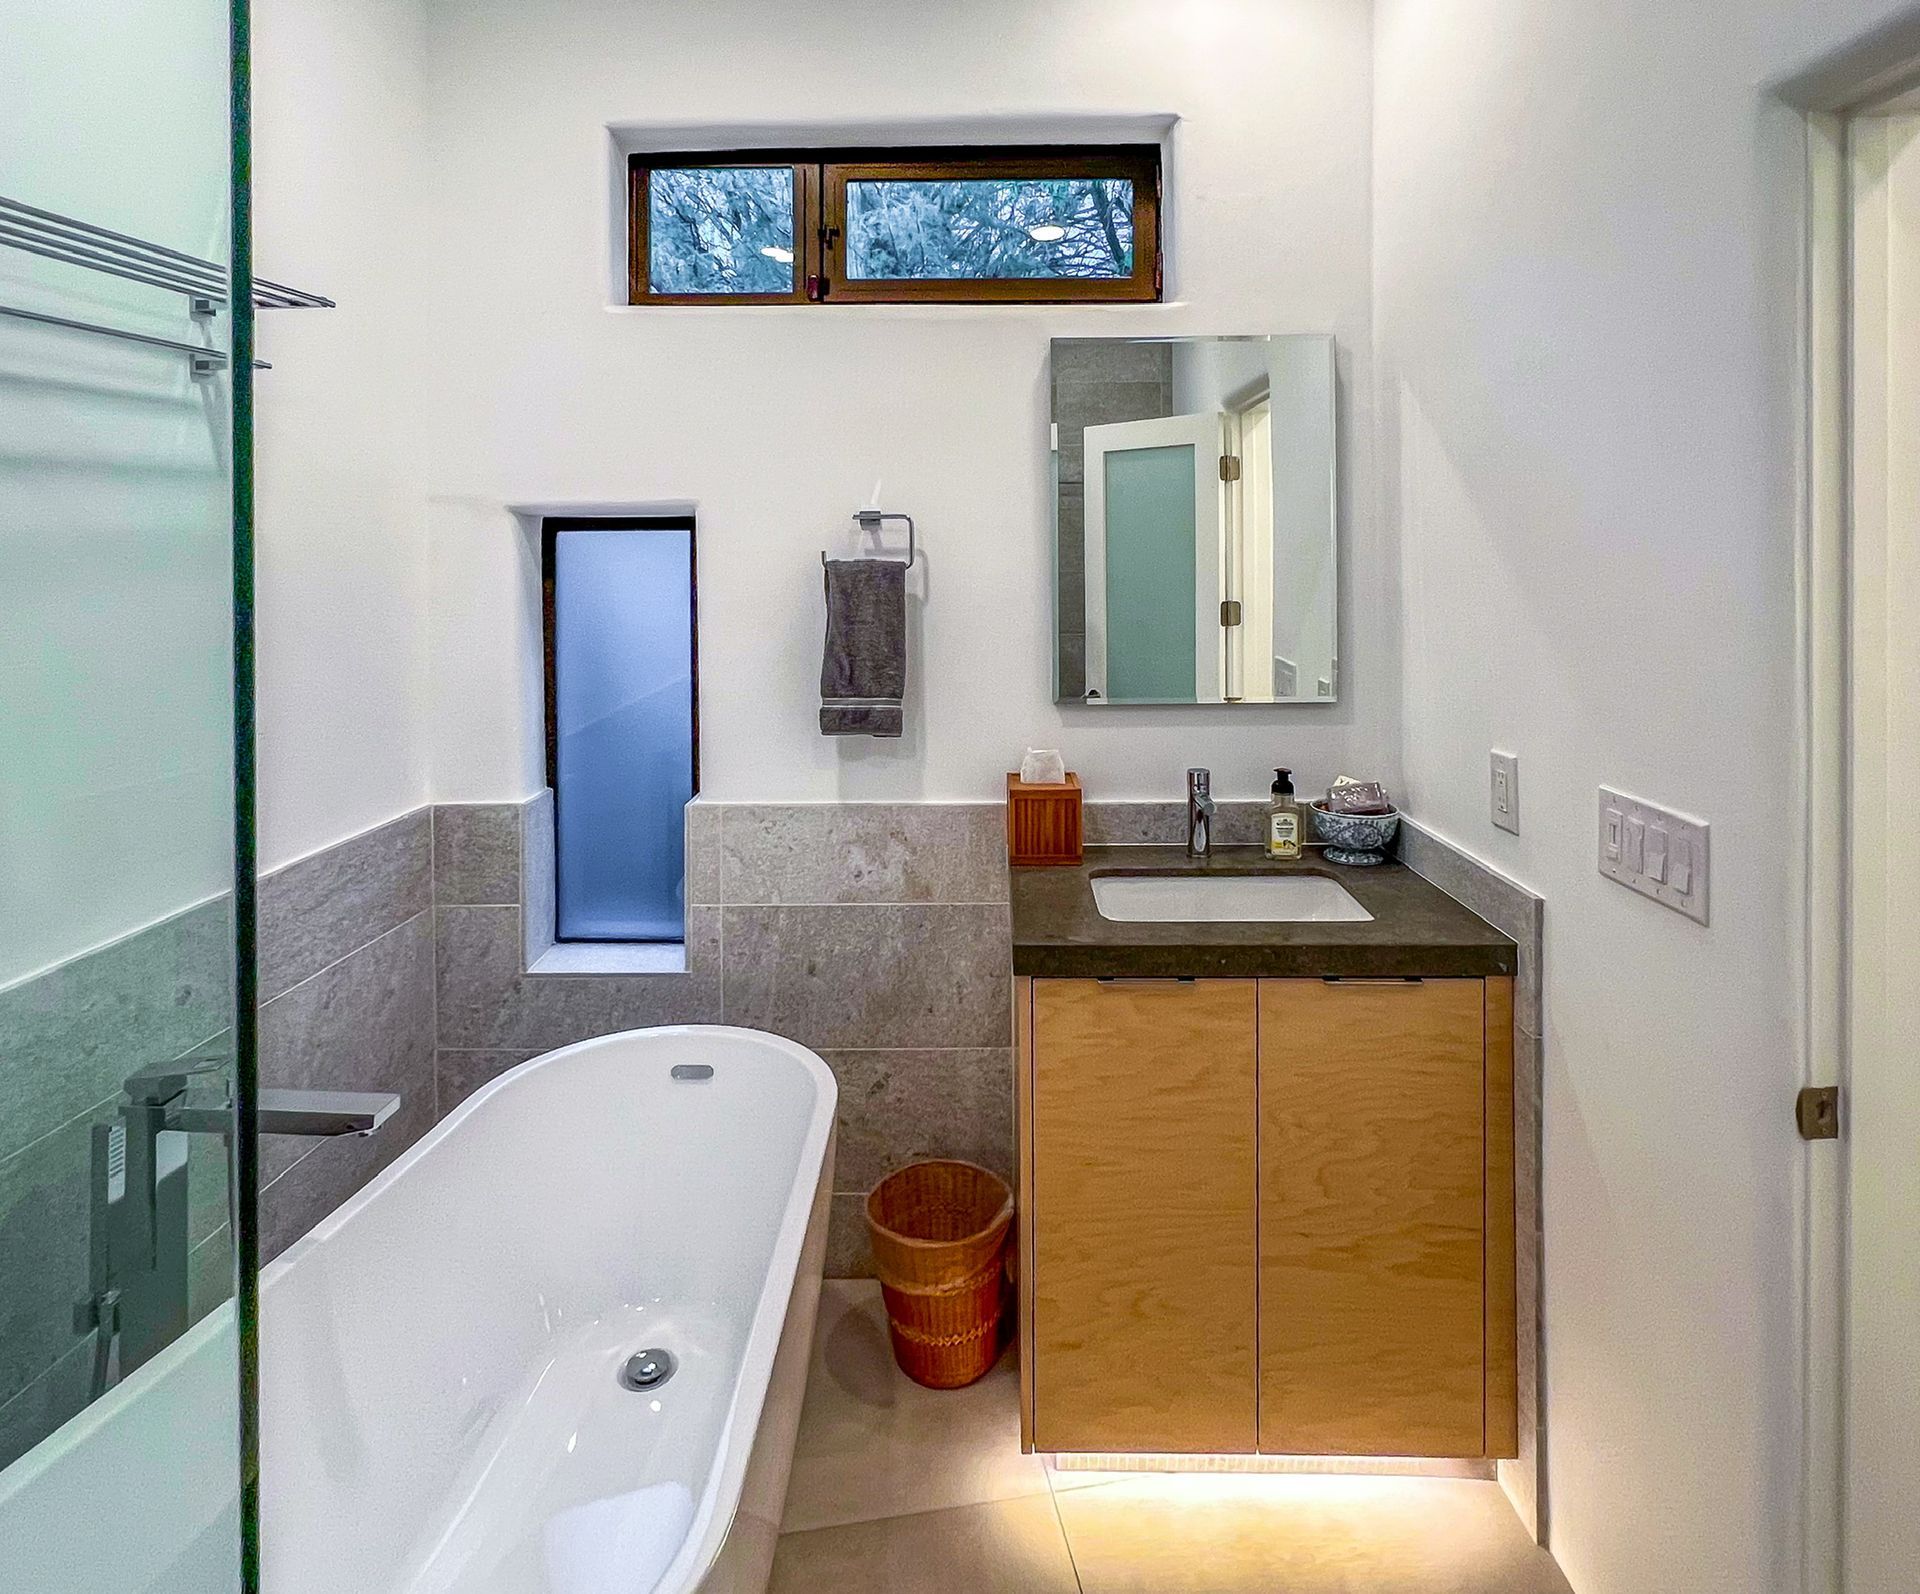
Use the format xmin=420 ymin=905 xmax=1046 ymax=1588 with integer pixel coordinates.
xmin=1308 ymin=800 xmax=1401 ymax=866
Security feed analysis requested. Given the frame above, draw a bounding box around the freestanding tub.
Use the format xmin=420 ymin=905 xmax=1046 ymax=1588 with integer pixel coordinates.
xmin=0 ymin=1025 xmax=837 ymax=1594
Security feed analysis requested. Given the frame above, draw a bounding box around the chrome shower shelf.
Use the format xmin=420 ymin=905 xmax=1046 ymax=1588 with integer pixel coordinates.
xmin=0 ymin=192 xmax=332 ymax=375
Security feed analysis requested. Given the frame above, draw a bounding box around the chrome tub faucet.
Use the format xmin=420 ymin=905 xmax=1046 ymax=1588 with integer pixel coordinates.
xmin=74 ymin=1058 xmax=400 ymax=1395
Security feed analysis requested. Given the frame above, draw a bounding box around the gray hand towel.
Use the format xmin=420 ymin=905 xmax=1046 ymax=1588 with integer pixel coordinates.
xmin=820 ymin=558 xmax=906 ymax=738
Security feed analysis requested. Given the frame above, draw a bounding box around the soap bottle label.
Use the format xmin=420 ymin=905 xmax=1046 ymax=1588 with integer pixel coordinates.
xmin=1267 ymin=808 xmax=1300 ymax=860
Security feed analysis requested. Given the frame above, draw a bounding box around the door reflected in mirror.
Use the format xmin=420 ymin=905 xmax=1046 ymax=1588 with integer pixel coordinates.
xmin=1051 ymin=335 xmax=1337 ymax=705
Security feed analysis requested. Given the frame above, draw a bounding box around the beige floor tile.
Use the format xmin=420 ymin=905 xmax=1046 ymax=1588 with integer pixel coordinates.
xmin=780 ymin=1280 xmax=1050 ymax=1534
xmin=770 ymin=1493 xmax=1080 ymax=1594
xmin=1053 ymin=1474 xmax=1573 ymax=1594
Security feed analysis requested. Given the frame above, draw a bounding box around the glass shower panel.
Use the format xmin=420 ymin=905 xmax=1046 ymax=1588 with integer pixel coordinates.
xmin=0 ymin=0 xmax=252 ymax=1590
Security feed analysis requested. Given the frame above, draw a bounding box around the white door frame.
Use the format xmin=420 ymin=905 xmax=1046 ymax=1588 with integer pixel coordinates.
xmin=1798 ymin=77 xmax=1920 ymax=1594
xmin=1797 ymin=104 xmax=1848 ymax=1594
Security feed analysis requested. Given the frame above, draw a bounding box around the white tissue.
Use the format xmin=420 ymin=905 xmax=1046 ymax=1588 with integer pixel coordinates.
xmin=1020 ymin=748 xmax=1067 ymax=785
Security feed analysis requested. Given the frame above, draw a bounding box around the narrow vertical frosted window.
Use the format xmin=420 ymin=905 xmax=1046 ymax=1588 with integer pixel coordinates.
xmin=551 ymin=523 xmax=695 ymax=941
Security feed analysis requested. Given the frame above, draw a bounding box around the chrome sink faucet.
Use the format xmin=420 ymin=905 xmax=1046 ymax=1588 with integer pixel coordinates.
xmin=1186 ymin=767 xmax=1217 ymax=857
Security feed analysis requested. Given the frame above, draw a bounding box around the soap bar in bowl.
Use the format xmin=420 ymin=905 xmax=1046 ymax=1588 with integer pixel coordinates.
xmin=1327 ymin=779 xmax=1393 ymax=816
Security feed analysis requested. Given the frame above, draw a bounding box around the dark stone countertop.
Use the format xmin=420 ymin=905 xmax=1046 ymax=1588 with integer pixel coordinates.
xmin=1011 ymin=846 xmax=1517 ymax=980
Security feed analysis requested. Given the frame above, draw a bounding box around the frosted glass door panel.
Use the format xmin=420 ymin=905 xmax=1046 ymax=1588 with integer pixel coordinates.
xmin=1083 ymin=410 xmax=1222 ymax=704
xmin=552 ymin=527 xmax=695 ymax=942
xmin=1105 ymin=446 xmax=1197 ymax=701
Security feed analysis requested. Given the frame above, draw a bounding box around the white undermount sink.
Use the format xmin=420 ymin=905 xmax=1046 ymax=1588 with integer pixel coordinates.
xmin=1091 ymin=872 xmax=1374 ymax=924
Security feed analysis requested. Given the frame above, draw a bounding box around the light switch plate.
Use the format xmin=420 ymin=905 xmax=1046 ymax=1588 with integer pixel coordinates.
xmin=1599 ymin=787 xmax=1709 ymax=924
xmin=1490 ymin=751 xmax=1520 ymax=835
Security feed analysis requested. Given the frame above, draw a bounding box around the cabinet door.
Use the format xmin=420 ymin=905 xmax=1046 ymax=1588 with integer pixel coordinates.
xmin=1259 ymin=978 xmax=1487 ymax=1456
xmin=1030 ymin=978 xmax=1258 ymax=1452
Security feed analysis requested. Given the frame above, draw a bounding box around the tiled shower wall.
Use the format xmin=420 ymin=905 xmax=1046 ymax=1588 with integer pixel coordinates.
xmin=0 ymin=809 xmax=437 ymax=1467
xmin=0 ymin=899 xmax=232 ymax=1466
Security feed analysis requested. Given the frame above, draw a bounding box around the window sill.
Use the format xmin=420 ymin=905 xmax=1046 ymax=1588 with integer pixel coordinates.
xmin=529 ymin=942 xmax=688 ymax=976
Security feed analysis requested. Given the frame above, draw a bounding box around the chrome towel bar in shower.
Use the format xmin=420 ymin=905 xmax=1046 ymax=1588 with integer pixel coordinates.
xmin=0 ymin=193 xmax=333 ymax=310
xmin=0 ymin=191 xmax=330 ymax=376
xmin=0 ymin=302 xmax=268 ymax=374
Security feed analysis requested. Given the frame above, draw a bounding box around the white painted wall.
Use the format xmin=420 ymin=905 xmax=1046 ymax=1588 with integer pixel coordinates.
xmin=254 ymin=0 xmax=432 ymax=871
xmin=421 ymin=0 xmax=1388 ymax=803
xmin=1372 ymin=3 xmax=1910 ymax=1590
xmin=0 ymin=0 xmax=234 ymax=986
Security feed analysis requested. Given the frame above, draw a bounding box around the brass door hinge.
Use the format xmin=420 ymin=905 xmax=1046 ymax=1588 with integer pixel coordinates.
xmin=1220 ymin=599 xmax=1243 ymax=627
xmin=1796 ymin=1085 xmax=1840 ymax=1141
xmin=1219 ymin=454 xmax=1242 ymax=483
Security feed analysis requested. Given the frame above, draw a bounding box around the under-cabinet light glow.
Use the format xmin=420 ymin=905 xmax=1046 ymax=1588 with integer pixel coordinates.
xmin=1045 ymin=1452 xmax=1491 ymax=1479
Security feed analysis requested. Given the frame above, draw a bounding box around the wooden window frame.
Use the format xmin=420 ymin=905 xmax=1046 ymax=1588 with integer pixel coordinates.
xmin=628 ymin=156 xmax=821 ymax=306
xmin=628 ymin=145 xmax=1162 ymax=306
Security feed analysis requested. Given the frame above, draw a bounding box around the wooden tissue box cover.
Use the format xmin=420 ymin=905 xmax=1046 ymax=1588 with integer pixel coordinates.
xmin=1007 ymin=773 xmax=1083 ymax=867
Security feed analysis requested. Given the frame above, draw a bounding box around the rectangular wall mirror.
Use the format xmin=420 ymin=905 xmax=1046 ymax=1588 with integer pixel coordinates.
xmin=1051 ymin=335 xmax=1338 ymax=705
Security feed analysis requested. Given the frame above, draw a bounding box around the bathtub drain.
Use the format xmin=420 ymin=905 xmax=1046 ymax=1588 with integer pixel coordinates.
xmin=619 ymin=1348 xmax=678 ymax=1391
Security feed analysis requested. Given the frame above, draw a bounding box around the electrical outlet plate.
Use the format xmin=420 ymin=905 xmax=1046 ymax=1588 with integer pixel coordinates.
xmin=1490 ymin=751 xmax=1520 ymax=835
xmin=1598 ymin=786 xmax=1709 ymax=925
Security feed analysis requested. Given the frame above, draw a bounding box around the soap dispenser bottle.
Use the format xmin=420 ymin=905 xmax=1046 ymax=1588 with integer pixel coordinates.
xmin=1265 ymin=768 xmax=1302 ymax=861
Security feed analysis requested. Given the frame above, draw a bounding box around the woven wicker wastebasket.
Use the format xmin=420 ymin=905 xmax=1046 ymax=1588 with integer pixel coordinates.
xmin=865 ymin=1160 xmax=1014 ymax=1389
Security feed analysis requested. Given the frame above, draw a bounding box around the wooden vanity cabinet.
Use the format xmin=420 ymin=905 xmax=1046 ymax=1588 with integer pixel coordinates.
xmin=1016 ymin=974 xmax=1517 ymax=1461
xmin=1025 ymin=978 xmax=1259 ymax=1453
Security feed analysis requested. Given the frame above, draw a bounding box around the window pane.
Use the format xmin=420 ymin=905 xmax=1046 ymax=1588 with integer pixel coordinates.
xmin=845 ymin=176 xmax=1134 ymax=281
xmin=647 ymin=167 xmax=795 ymax=294
xmin=553 ymin=526 xmax=694 ymax=941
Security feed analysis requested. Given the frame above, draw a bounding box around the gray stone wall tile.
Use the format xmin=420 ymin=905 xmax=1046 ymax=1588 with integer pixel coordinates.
xmin=260 ymin=1084 xmax=437 ymax=1264
xmin=258 ymin=911 xmax=436 ymax=1187
xmin=258 ymin=808 xmax=430 ymax=1002
xmin=718 ymin=804 xmax=1005 ymax=906
xmin=187 ymin=1125 xmax=233 ymax=1249
xmin=1084 ymin=799 xmax=1267 ymax=848
xmin=0 ymin=1101 xmax=118 ymax=1408
xmin=433 ymin=804 xmax=522 ymax=906
xmin=436 ymin=1048 xmax=544 ymax=1114
xmin=685 ymin=800 xmax=722 ymax=908
xmin=1056 ymin=488 xmax=1084 ymax=579
xmin=821 ymin=1049 xmax=1014 ymax=1192
xmin=436 ymin=905 xmax=718 ymax=1050
xmin=0 ymin=1337 xmax=94 ymax=1472
xmin=825 ymin=1192 xmax=875 ymax=1280
xmin=1395 ymin=818 xmax=1544 ymax=1033
xmin=1511 ymin=1025 xmax=1545 ymax=1541
xmin=721 ymin=904 xmax=1011 ymax=1050
xmin=1057 ymin=438 xmax=1084 ymax=487
xmin=1052 ymin=338 xmax=1174 ymax=388
xmin=0 ymin=898 xmax=232 ymax=1164
xmin=520 ymin=790 xmax=556 ymax=967
xmin=188 ymin=1225 xmax=233 ymax=1326
xmin=1057 ymin=633 xmax=1087 ymax=702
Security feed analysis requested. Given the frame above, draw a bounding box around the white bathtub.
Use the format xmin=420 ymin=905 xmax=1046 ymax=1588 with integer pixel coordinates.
xmin=0 ymin=1025 xmax=837 ymax=1594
